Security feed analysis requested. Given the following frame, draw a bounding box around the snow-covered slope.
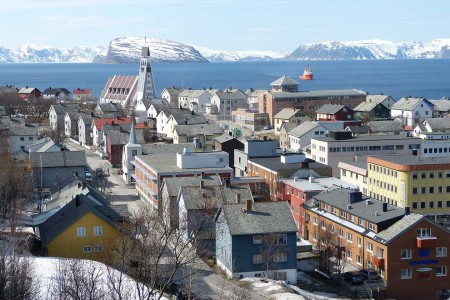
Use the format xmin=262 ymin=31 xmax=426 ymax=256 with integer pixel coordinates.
xmin=0 ymin=44 xmax=107 ymax=63
xmin=285 ymin=39 xmax=450 ymax=60
xmin=103 ymin=36 xmax=207 ymax=63
xmin=195 ymin=46 xmax=286 ymax=62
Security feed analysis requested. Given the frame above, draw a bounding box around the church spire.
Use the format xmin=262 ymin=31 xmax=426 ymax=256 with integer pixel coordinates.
xmin=128 ymin=116 xmax=138 ymax=145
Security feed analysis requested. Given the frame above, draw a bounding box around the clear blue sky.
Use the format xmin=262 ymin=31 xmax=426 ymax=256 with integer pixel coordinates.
xmin=1 ymin=0 xmax=449 ymax=52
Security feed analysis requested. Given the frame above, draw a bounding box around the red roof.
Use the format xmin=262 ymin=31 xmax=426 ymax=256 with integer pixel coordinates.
xmin=92 ymin=117 xmax=147 ymax=131
xmin=73 ymin=88 xmax=91 ymax=95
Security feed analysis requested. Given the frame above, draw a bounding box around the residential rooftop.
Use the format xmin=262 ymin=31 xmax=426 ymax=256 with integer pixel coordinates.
xmin=312 ymin=134 xmax=420 ymax=143
xmin=368 ymin=154 xmax=450 ymax=168
xmin=281 ymin=176 xmax=358 ymax=192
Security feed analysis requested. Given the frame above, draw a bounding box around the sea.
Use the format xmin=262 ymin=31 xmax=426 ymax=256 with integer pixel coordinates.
xmin=0 ymin=59 xmax=450 ymax=100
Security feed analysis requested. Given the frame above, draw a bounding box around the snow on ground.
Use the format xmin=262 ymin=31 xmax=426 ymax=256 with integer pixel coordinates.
xmin=240 ymin=277 xmax=350 ymax=300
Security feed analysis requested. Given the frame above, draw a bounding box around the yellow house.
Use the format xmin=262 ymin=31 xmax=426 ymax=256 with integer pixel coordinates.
xmin=367 ymin=155 xmax=450 ymax=215
xmin=39 ymin=193 xmax=129 ymax=259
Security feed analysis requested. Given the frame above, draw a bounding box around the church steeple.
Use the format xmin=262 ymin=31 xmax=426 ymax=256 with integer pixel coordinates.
xmin=128 ymin=116 xmax=138 ymax=145
xmin=134 ymin=45 xmax=156 ymax=104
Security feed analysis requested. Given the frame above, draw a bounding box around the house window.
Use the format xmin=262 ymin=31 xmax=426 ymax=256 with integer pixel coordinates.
xmin=356 ymin=255 xmax=362 ymax=265
xmin=328 ymin=224 xmax=335 ymax=233
xmin=94 ymin=226 xmax=103 ymax=236
xmin=253 ymin=235 xmax=262 ymax=245
xmin=417 ymin=228 xmax=432 ymax=237
xmin=368 ymin=223 xmax=375 ymax=231
xmin=274 ymin=234 xmax=287 ymax=246
xmin=77 ymin=227 xmax=86 ymax=237
xmin=273 ymin=252 xmax=288 ymax=263
xmin=132 ymin=150 xmax=137 ymax=157
xmin=253 ymin=254 xmax=263 ymax=264
xmin=359 ymin=218 xmax=365 ymax=227
xmin=436 ymin=266 xmax=447 ymax=277
xmin=313 ymin=216 xmax=318 ymax=225
xmin=400 ymin=249 xmax=412 ymax=259
xmin=357 ymin=237 xmax=362 ymax=247
xmin=94 ymin=245 xmax=103 ymax=252
xmin=347 ymin=250 xmax=352 ymax=260
xmin=436 ymin=247 xmax=447 ymax=257
xmin=331 ymin=207 xmax=336 ymax=215
xmin=83 ymin=246 xmax=92 ymax=253
xmin=338 ymin=229 xmax=344 ymax=238
xmin=347 ymin=232 xmax=353 ymax=242
xmin=340 ymin=210 xmax=346 ymax=218
xmin=366 ymin=242 xmax=373 ymax=252
xmin=400 ymin=269 xmax=412 ymax=279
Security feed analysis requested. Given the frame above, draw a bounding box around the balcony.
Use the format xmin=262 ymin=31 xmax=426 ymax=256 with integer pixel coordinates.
xmin=416 ymin=236 xmax=437 ymax=248
xmin=372 ymin=255 xmax=385 ymax=268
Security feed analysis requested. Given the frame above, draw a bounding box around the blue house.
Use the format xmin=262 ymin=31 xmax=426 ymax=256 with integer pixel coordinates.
xmin=215 ymin=200 xmax=298 ymax=283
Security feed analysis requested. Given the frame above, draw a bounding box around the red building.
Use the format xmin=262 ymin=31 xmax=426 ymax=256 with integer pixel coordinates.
xmin=18 ymin=87 xmax=42 ymax=101
xmin=315 ymin=104 xmax=354 ymax=121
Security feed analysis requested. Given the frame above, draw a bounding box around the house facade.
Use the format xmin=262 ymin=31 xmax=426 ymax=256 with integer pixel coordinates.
xmin=42 ymin=87 xmax=71 ymax=101
xmin=353 ymin=102 xmax=391 ymax=121
xmin=64 ymin=111 xmax=81 ymax=138
xmin=273 ymin=108 xmax=311 ymax=135
xmin=72 ymin=88 xmax=92 ymax=102
xmin=315 ymin=104 xmax=354 ymax=121
xmin=216 ymin=201 xmax=298 ymax=283
xmin=161 ymin=87 xmax=185 ymax=107
xmin=48 ymin=103 xmax=80 ymax=131
xmin=210 ymin=90 xmax=248 ymax=118
xmin=172 ymin=123 xmax=223 ymax=151
xmin=391 ymin=97 xmax=434 ymax=127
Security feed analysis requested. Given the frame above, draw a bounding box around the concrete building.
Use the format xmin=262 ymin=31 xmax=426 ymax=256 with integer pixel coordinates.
xmin=231 ymin=108 xmax=270 ymax=131
xmin=338 ymin=160 xmax=368 ymax=195
xmin=209 ymin=90 xmax=248 ymax=118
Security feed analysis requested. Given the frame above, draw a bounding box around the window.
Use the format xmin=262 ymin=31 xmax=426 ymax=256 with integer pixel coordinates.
xmin=331 ymin=207 xmax=336 ymax=215
xmin=349 ymin=214 xmax=355 ymax=223
xmin=401 ymin=249 xmax=412 ymax=259
xmin=430 ymin=172 xmax=435 ymax=179
xmin=328 ymin=224 xmax=335 ymax=233
xmin=253 ymin=235 xmax=262 ymax=245
xmin=338 ymin=229 xmax=344 ymax=238
xmin=412 ymin=187 xmax=418 ymax=194
xmin=357 ymin=237 xmax=362 ymax=247
xmin=421 ymin=202 xmax=426 ymax=209
xmin=20 ymin=137 xmax=24 ymax=141
xmin=436 ymin=266 xmax=448 ymax=276
xmin=429 ymin=187 xmax=434 ymax=194
xmin=359 ymin=218 xmax=365 ymax=227
xmin=340 ymin=210 xmax=346 ymax=218
xmin=94 ymin=245 xmax=103 ymax=252
xmin=313 ymin=216 xmax=318 ymax=225
xmin=347 ymin=250 xmax=352 ymax=260
xmin=94 ymin=226 xmax=103 ymax=236
xmin=436 ymin=247 xmax=447 ymax=257
xmin=412 ymin=172 xmax=418 ymax=179
xmin=347 ymin=232 xmax=353 ymax=242
xmin=368 ymin=222 xmax=375 ymax=231
xmin=400 ymin=269 xmax=412 ymax=279
xmin=83 ymin=246 xmax=92 ymax=253
xmin=421 ymin=172 xmax=426 ymax=179
xmin=366 ymin=242 xmax=373 ymax=252
xmin=356 ymin=255 xmax=362 ymax=265
xmin=77 ymin=227 xmax=86 ymax=237
xmin=273 ymin=234 xmax=287 ymax=246
xmin=273 ymin=252 xmax=287 ymax=263
xmin=417 ymin=228 xmax=432 ymax=237
xmin=253 ymin=254 xmax=263 ymax=264
xmin=132 ymin=150 xmax=137 ymax=157
xmin=321 ymin=220 xmax=326 ymax=229
xmin=421 ymin=187 xmax=426 ymax=194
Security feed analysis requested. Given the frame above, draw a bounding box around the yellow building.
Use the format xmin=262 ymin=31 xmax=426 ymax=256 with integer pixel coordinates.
xmin=367 ymin=155 xmax=450 ymax=215
xmin=39 ymin=194 xmax=129 ymax=259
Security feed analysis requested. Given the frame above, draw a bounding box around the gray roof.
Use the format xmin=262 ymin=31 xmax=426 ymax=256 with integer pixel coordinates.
xmin=271 ymin=75 xmax=300 ymax=86
xmin=249 ymin=156 xmax=329 ymax=177
xmin=366 ymin=95 xmax=393 ymax=104
xmin=374 ymin=214 xmax=424 ymax=244
xmin=168 ymin=110 xmax=208 ymax=125
xmin=38 ymin=191 xmax=129 ymax=246
xmin=245 ymin=89 xmax=266 ymax=97
xmin=214 ymin=134 xmax=241 ymax=144
xmin=273 ymin=108 xmax=306 ymax=120
xmin=96 ymin=103 xmax=123 ymax=113
xmin=345 ymin=125 xmax=369 ymax=134
xmin=353 ymin=101 xmax=383 ymax=112
xmin=174 ymin=123 xmax=222 ymax=136
xmin=268 ymin=89 xmax=366 ymax=99
xmin=214 ymin=90 xmax=247 ymax=101
xmin=315 ymin=104 xmax=348 ymax=114
xmin=430 ymin=99 xmax=450 ymax=112
xmin=108 ymin=128 xmax=144 ymax=145
xmin=310 ymin=188 xmax=405 ymax=224
xmin=281 ymin=122 xmax=298 ymax=134
xmin=179 ymin=89 xmax=211 ymax=98
xmin=288 ymin=122 xmax=319 ymax=138
xmin=30 ymin=151 xmax=86 ymax=168
xmin=423 ymin=117 xmax=450 ymax=131
xmin=42 ymin=88 xmax=71 ymax=95
xmin=163 ymin=87 xmax=186 ymax=95
xmin=368 ymin=120 xmax=403 ymax=133
xmin=290 ymin=169 xmax=322 ymax=179
xmin=65 ymin=111 xmax=81 ymax=121
xmin=163 ymin=175 xmax=222 ymax=198
xmin=181 ymin=185 xmax=252 ymax=210
xmin=337 ymin=160 xmax=368 ymax=176
xmin=313 ymin=134 xmax=417 ymax=143
xmin=51 ymin=103 xmax=79 ymax=114
xmin=391 ymin=97 xmax=433 ymax=111
xmin=222 ymin=201 xmax=297 ymax=235
xmin=141 ymin=143 xmax=196 ymax=155
xmin=8 ymin=124 xmax=38 ymax=136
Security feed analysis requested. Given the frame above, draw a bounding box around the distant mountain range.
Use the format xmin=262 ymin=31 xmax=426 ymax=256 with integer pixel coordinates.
xmin=1 ymin=37 xmax=450 ymax=63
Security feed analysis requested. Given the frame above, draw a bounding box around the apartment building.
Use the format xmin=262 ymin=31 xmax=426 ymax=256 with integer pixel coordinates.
xmin=310 ymin=132 xmax=422 ymax=176
xmin=367 ymin=155 xmax=450 ymax=215
xmin=303 ymin=188 xmax=450 ymax=300
xmin=338 ymin=160 xmax=368 ymax=195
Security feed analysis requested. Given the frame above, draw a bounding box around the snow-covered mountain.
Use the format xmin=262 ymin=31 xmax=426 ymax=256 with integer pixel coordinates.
xmin=103 ymin=37 xmax=207 ymax=63
xmin=195 ymin=46 xmax=286 ymax=62
xmin=0 ymin=44 xmax=107 ymax=63
xmin=285 ymin=39 xmax=450 ymax=60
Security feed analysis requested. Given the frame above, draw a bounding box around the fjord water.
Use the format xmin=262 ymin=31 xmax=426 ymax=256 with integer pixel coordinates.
xmin=0 ymin=59 xmax=449 ymax=100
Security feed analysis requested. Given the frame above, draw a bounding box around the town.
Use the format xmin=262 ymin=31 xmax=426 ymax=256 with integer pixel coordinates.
xmin=0 ymin=46 xmax=449 ymax=300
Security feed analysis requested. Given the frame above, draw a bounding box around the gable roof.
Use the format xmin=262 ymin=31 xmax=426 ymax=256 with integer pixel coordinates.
xmin=108 ymin=128 xmax=145 ymax=145
xmin=222 ymin=201 xmax=297 ymax=235
xmin=273 ymin=108 xmax=307 ymax=120
xmin=271 ymin=75 xmax=299 ymax=86
xmin=92 ymin=117 xmax=132 ymax=131
xmin=42 ymin=88 xmax=71 ymax=95
xmin=30 ymin=151 xmax=86 ymax=168
xmin=50 ymin=104 xmax=80 ymax=115
xmin=163 ymin=175 xmax=222 ymax=198
xmin=214 ymin=134 xmax=243 ymax=145
xmin=366 ymin=95 xmax=393 ymax=104
xmin=353 ymin=101 xmax=384 ymax=112
xmin=18 ymin=87 xmax=40 ymax=94
xmin=368 ymin=120 xmax=403 ymax=133
xmin=65 ymin=111 xmax=81 ymax=121
xmin=73 ymin=88 xmax=91 ymax=95
xmin=167 ymin=110 xmax=208 ymax=125
xmin=429 ymin=99 xmax=450 ymax=112
xmin=374 ymin=214 xmax=424 ymax=244
xmin=423 ymin=117 xmax=450 ymax=131
xmin=345 ymin=125 xmax=370 ymax=134
xmin=174 ymin=123 xmax=222 ymax=136
xmin=288 ymin=121 xmax=319 ymax=138
xmin=280 ymin=122 xmax=298 ymax=134
xmin=391 ymin=97 xmax=433 ymax=111
xmin=96 ymin=102 xmax=123 ymax=113
xmin=213 ymin=90 xmax=247 ymax=101
xmin=8 ymin=124 xmax=38 ymax=136
xmin=316 ymin=104 xmax=349 ymax=114
xmin=181 ymin=185 xmax=253 ymax=210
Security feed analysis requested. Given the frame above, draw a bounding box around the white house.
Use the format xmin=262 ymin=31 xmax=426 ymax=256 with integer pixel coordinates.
xmin=8 ymin=123 xmax=38 ymax=155
xmin=64 ymin=111 xmax=81 ymax=138
xmin=78 ymin=114 xmax=94 ymax=146
xmin=245 ymin=89 xmax=266 ymax=110
xmin=161 ymin=87 xmax=185 ymax=107
xmin=134 ymin=99 xmax=152 ymax=123
xmin=210 ymin=90 xmax=248 ymax=117
xmin=178 ymin=89 xmax=212 ymax=112
xmin=48 ymin=104 xmax=80 ymax=131
xmin=390 ymin=97 xmax=434 ymax=127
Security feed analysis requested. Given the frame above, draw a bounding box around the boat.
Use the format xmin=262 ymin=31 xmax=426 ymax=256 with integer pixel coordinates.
xmin=299 ymin=65 xmax=313 ymax=80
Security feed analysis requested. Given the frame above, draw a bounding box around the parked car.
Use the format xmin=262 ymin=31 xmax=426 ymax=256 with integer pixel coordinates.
xmin=359 ymin=268 xmax=381 ymax=281
xmin=343 ymin=271 xmax=365 ymax=285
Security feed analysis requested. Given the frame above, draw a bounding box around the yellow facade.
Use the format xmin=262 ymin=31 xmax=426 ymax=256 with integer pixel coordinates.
xmin=368 ymin=159 xmax=450 ymax=215
xmin=46 ymin=211 xmax=119 ymax=259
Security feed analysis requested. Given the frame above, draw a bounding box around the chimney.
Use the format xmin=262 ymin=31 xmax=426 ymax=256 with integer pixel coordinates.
xmin=235 ymin=193 xmax=241 ymax=204
xmin=405 ymin=206 xmax=410 ymax=215
xmin=82 ymin=181 xmax=87 ymax=189
xmin=200 ymin=180 xmax=204 ymax=189
xmin=308 ymin=174 xmax=314 ymax=183
xmin=246 ymin=199 xmax=252 ymax=212
xmin=366 ymin=199 xmax=372 ymax=205
xmin=382 ymin=202 xmax=388 ymax=212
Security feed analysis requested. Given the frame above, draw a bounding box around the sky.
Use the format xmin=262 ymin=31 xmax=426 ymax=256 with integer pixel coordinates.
xmin=1 ymin=0 xmax=449 ymax=52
